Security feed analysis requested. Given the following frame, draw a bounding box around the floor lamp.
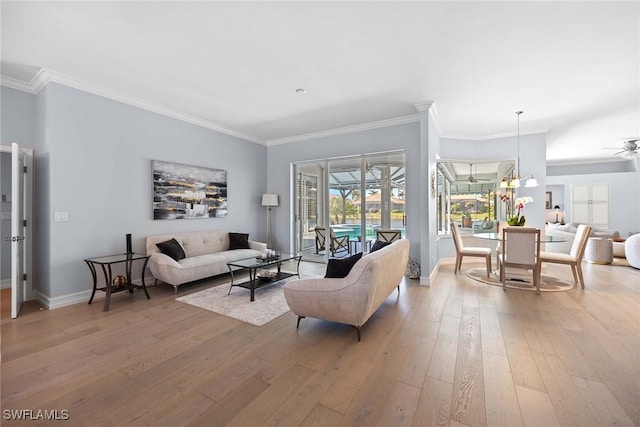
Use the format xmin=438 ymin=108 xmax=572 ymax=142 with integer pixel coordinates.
xmin=262 ymin=194 xmax=279 ymax=249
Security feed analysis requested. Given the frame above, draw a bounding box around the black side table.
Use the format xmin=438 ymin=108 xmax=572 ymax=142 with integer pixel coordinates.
xmin=84 ymin=253 xmax=150 ymax=311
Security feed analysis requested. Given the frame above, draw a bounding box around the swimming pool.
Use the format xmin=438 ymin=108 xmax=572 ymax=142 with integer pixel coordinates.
xmin=330 ymin=224 xmax=403 ymax=240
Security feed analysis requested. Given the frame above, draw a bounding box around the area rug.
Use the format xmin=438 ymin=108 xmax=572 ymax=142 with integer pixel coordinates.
xmin=465 ymin=268 xmax=575 ymax=292
xmin=176 ymin=275 xmax=315 ymax=326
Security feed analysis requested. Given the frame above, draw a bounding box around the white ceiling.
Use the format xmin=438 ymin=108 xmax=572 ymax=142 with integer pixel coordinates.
xmin=1 ymin=2 xmax=638 ymax=164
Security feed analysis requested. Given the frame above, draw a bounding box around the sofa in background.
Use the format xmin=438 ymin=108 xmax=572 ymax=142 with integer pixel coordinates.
xmin=545 ymin=222 xmax=620 ymax=254
xmin=146 ymin=230 xmax=266 ymax=295
xmin=283 ymin=238 xmax=410 ymax=341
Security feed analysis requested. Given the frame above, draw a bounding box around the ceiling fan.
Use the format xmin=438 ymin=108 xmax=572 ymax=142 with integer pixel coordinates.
xmin=465 ymin=163 xmax=491 ymax=183
xmin=605 ymin=139 xmax=639 ymax=159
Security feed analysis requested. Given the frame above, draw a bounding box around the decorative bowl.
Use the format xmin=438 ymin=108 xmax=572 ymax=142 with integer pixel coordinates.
xmin=257 ymin=270 xmax=277 ymax=281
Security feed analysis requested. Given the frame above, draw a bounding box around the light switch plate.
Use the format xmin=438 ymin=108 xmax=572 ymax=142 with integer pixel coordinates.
xmin=54 ymin=212 xmax=68 ymax=222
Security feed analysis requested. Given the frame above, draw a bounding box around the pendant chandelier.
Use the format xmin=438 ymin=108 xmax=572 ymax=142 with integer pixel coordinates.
xmin=512 ymin=111 xmax=538 ymax=188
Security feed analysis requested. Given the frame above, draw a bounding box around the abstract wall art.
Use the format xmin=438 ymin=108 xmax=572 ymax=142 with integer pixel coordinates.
xmin=152 ymin=160 xmax=228 ymax=219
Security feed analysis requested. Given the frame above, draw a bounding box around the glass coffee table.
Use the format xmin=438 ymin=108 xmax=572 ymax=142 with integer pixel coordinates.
xmin=226 ymin=253 xmax=302 ymax=301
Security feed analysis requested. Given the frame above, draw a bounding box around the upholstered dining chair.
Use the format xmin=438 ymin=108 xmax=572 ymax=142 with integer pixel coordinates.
xmin=451 ymin=222 xmax=492 ymax=277
xmin=498 ymin=227 xmax=541 ymax=294
xmin=376 ymin=229 xmax=402 ymax=243
xmin=314 ymin=226 xmax=351 ymax=257
xmin=539 ymin=224 xmax=591 ymax=289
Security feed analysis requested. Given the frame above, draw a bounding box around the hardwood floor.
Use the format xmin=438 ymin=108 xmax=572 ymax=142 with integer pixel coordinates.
xmin=1 ymin=260 xmax=639 ymax=426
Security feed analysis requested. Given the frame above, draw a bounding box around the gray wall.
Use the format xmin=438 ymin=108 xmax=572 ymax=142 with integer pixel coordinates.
xmin=267 ymin=122 xmax=422 ymax=263
xmin=14 ymin=83 xmax=267 ymax=300
xmin=547 ymin=167 xmax=640 ymax=237
xmin=1 ymin=86 xmax=36 ymax=283
xmin=1 ymin=153 xmax=10 ymax=282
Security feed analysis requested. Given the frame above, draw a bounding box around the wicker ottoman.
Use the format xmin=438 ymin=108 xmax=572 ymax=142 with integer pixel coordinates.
xmin=585 ymin=237 xmax=613 ymax=264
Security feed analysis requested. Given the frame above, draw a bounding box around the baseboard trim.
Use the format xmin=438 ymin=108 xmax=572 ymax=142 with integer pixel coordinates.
xmin=0 ymin=279 xmax=10 ymax=290
xmin=33 ymin=289 xmax=93 ymax=310
xmin=33 ymin=278 xmax=146 ymax=310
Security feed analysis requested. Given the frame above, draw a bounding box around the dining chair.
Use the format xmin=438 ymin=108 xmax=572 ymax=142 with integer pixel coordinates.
xmin=451 ymin=222 xmax=492 ymax=277
xmin=498 ymin=227 xmax=541 ymax=294
xmin=314 ymin=226 xmax=351 ymax=257
xmin=495 ymin=221 xmax=509 ymax=271
xmin=539 ymin=224 xmax=591 ymax=288
xmin=376 ymin=229 xmax=402 ymax=243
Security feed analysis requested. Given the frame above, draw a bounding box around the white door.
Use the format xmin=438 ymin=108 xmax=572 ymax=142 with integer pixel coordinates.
xmin=11 ymin=142 xmax=25 ymax=318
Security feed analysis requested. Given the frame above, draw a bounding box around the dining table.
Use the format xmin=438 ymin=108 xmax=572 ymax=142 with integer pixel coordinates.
xmin=470 ymin=230 xmax=570 ymax=287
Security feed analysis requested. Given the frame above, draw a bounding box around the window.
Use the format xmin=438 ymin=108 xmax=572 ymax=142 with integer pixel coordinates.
xmin=437 ymin=160 xmax=515 ymax=235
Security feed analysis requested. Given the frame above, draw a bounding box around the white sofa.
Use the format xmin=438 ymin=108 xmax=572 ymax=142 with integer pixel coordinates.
xmin=283 ymin=239 xmax=410 ymax=341
xmin=545 ymin=222 xmax=620 ymax=254
xmin=146 ymin=230 xmax=266 ymax=295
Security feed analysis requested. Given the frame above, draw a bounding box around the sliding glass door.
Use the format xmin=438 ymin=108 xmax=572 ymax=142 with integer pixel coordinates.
xmin=293 ymin=150 xmax=405 ymax=262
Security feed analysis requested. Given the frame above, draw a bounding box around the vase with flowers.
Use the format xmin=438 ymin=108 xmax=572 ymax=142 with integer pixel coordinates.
xmin=508 ymin=196 xmax=533 ymax=226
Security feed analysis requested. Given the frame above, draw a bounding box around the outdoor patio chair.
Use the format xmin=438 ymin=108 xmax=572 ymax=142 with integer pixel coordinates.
xmin=314 ymin=226 xmax=351 ymax=257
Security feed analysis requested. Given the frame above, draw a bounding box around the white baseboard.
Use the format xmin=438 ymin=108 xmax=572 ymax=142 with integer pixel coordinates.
xmin=0 ymin=279 xmax=10 ymax=290
xmin=33 ymin=289 xmax=93 ymax=310
xmin=33 ymin=278 xmax=146 ymax=310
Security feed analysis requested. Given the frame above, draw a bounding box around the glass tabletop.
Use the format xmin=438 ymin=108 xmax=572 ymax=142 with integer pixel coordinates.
xmin=227 ymin=252 xmax=300 ymax=269
xmin=85 ymin=253 xmax=150 ymax=264
xmin=474 ymin=232 xmax=568 ymax=243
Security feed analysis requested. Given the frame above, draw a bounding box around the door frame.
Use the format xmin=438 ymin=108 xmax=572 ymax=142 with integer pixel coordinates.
xmin=1 ymin=143 xmax=34 ymax=315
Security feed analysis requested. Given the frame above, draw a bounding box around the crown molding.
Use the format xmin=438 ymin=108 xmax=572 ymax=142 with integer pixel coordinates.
xmin=414 ymin=101 xmax=434 ymax=112
xmin=267 ymin=114 xmax=420 ymax=146
xmin=0 ymin=74 xmax=39 ymax=94
xmin=440 ymin=127 xmax=550 ymax=141
xmin=1 ymin=69 xmax=265 ymax=145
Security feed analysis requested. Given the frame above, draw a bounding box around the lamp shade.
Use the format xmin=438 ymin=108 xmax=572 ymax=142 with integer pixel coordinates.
xmin=262 ymin=194 xmax=279 ymax=207
xmin=524 ymin=176 xmax=538 ymax=188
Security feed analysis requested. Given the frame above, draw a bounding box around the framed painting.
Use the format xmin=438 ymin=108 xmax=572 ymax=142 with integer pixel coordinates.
xmin=152 ymin=160 xmax=228 ymax=219
xmin=545 ymin=191 xmax=552 ymax=209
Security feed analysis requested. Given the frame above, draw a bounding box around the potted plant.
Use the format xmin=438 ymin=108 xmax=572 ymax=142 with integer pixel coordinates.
xmin=462 ymin=211 xmax=472 ymax=228
xmin=508 ymin=197 xmax=533 ymax=226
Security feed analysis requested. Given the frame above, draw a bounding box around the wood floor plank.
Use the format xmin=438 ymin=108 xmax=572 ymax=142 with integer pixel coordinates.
xmin=188 ymin=376 xmax=271 ymax=427
xmin=397 ymin=334 xmax=437 ymax=388
xmin=450 ymin=306 xmax=486 ymax=427
xmin=572 ymin=377 xmax=636 ymax=427
xmin=412 ymin=377 xmax=453 ymax=427
xmin=479 ymin=306 xmax=507 ymax=356
xmin=426 ymin=315 xmax=460 ymax=383
xmin=566 ymin=329 xmax=640 ymax=426
xmin=319 ymin=358 xmax=373 ymax=414
xmin=515 ymin=385 xmax=561 ymax=427
xmin=299 ymin=404 xmax=342 ymax=427
xmin=226 ymin=364 xmax=315 ymax=427
xmin=482 ymin=351 xmax=523 ymax=427
xmin=532 ymin=351 xmax=601 ymax=426
xmin=375 ymin=381 xmax=421 ymax=427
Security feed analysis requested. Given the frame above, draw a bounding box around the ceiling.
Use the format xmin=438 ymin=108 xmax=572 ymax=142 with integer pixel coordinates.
xmin=1 ymin=2 xmax=638 ymax=164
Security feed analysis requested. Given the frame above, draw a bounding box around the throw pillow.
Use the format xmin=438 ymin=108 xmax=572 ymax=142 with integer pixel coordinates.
xmin=325 ymin=252 xmax=363 ymax=278
xmin=370 ymin=240 xmax=392 ymax=253
xmin=229 ymin=232 xmax=250 ymax=250
xmin=156 ymin=238 xmax=186 ymax=262
xmin=481 ymin=220 xmax=494 ymax=229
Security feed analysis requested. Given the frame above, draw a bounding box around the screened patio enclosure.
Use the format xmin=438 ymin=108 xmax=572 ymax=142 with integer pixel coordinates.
xmin=294 ymin=151 xmax=406 ymax=262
